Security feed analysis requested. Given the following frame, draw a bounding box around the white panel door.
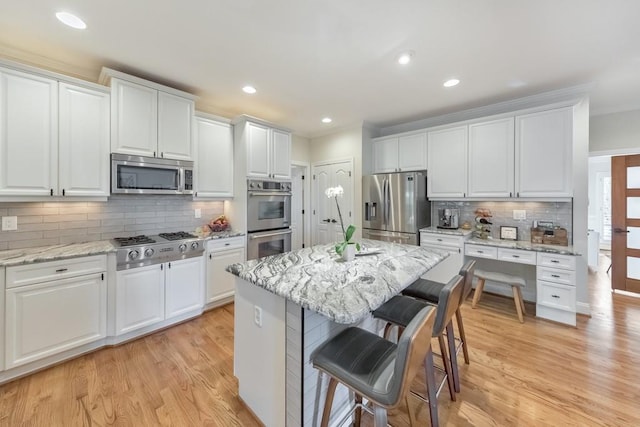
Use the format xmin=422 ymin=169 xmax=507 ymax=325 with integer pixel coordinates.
xmin=111 ymin=78 xmax=157 ymax=157
xmin=0 ymin=68 xmax=57 ymax=196
xmin=194 ymin=117 xmax=233 ymax=198
xmin=332 ymin=163 xmax=353 ymax=243
xmin=271 ymin=129 xmax=291 ymax=179
xmin=516 ymin=107 xmax=573 ymax=197
xmin=290 ymin=165 xmax=305 ymax=250
xmin=398 ymin=132 xmax=427 ymax=172
xmin=427 ymin=125 xmax=468 ymax=198
xmin=372 ymin=137 xmax=398 ymax=173
xmin=5 ymin=273 xmax=106 ymax=368
xmin=468 ymin=117 xmax=515 ymax=198
xmin=115 ymin=264 xmax=165 ymax=335
xmin=58 ymin=83 xmax=110 ymax=197
xmin=158 ymin=92 xmax=193 ymax=160
xmin=165 ymin=257 xmax=204 ymax=318
xmin=312 ymin=165 xmax=332 ymax=245
xmin=207 ymin=247 xmax=245 ymax=304
xmin=246 ymin=122 xmax=270 ymax=178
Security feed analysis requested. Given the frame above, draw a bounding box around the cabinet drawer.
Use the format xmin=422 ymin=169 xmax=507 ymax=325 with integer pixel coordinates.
xmin=537 ymin=266 xmax=575 ymax=286
xmin=420 ymin=232 xmax=463 ymax=249
xmin=6 ymin=255 xmax=107 ymax=289
xmin=497 ymin=248 xmax=536 ymax=265
xmin=206 ymin=236 xmax=245 ymax=252
xmin=464 ymin=244 xmax=497 ymax=259
xmin=421 ymin=243 xmax=460 ymax=256
xmin=537 ymin=253 xmax=576 ymax=271
xmin=537 ymin=280 xmax=576 ymax=312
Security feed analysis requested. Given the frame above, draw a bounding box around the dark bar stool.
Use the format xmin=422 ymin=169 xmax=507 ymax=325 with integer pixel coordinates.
xmin=311 ymin=305 xmax=437 ymax=427
xmin=372 ymin=275 xmax=464 ymax=417
xmin=402 ymin=260 xmax=476 ymax=367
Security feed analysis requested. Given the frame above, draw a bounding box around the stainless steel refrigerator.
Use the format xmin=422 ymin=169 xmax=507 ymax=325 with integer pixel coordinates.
xmin=362 ymin=171 xmax=431 ymax=245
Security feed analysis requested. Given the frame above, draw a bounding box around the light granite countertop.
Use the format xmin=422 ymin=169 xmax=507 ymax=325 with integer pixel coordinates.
xmin=226 ymin=239 xmax=449 ymax=324
xmin=420 ymin=226 xmax=474 ymax=236
xmin=466 ymin=237 xmax=580 ymax=256
xmin=197 ymin=229 xmax=245 ymax=240
xmin=0 ymin=240 xmax=117 ymax=267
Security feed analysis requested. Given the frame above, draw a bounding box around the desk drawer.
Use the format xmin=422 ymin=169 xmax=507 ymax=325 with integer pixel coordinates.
xmin=537 ymin=253 xmax=576 ymax=271
xmin=537 ymin=266 xmax=575 ymax=286
xmin=537 ymin=280 xmax=576 ymax=312
xmin=6 ymin=255 xmax=107 ymax=289
xmin=497 ymin=248 xmax=537 ymax=265
xmin=464 ymin=244 xmax=497 ymax=259
xmin=420 ymin=232 xmax=463 ymax=249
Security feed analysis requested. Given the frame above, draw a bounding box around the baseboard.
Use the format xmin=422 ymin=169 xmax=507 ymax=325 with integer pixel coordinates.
xmin=576 ymin=302 xmax=591 ymax=316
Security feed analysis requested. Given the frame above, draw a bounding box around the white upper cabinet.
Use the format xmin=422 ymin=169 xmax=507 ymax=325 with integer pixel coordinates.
xmin=427 ymin=125 xmax=467 ymax=198
xmin=372 ymin=132 xmax=427 ymax=174
xmin=194 ymin=115 xmax=233 ymax=198
xmin=468 ymin=117 xmax=515 ymax=198
xmin=515 ymin=107 xmax=573 ymax=197
xmin=239 ymin=118 xmax=291 ymax=180
xmin=58 ymin=83 xmax=110 ymax=197
xmin=103 ymin=69 xmax=196 ymax=161
xmin=158 ymin=91 xmax=193 ymax=160
xmin=0 ymin=67 xmax=58 ymax=196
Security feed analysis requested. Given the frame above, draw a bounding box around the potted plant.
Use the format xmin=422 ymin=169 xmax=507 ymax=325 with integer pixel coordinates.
xmin=325 ymin=185 xmax=360 ymax=261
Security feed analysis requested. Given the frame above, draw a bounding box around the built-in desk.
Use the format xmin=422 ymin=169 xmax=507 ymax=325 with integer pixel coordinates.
xmin=464 ymin=238 xmax=580 ymax=326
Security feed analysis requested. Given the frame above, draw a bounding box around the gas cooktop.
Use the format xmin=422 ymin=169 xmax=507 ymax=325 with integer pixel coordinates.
xmin=112 ymin=231 xmax=198 ymax=247
xmin=113 ymin=231 xmax=203 ymax=270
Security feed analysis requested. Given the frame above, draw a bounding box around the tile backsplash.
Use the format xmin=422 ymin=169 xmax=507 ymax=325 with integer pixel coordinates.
xmin=432 ymin=200 xmax=573 ymax=242
xmin=0 ymin=196 xmax=224 ymax=250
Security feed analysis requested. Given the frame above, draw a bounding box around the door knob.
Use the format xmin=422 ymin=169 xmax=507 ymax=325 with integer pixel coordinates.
xmin=323 ymin=219 xmax=331 ymax=223
xmin=614 ymin=228 xmax=630 ymax=233
xmin=331 ymin=219 xmax=337 ymax=223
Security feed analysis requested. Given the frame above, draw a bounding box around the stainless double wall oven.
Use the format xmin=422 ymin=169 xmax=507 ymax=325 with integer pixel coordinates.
xmin=246 ymin=179 xmax=292 ymax=260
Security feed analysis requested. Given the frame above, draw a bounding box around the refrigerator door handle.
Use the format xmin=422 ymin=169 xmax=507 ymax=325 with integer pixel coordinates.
xmin=371 ymin=202 xmax=376 ymax=218
xmin=383 ymin=179 xmax=389 ymax=227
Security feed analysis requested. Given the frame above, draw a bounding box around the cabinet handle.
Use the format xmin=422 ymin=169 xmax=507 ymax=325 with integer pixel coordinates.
xmin=101 ymin=273 xmax=104 ymax=281
xmin=161 ymin=264 xmax=163 ymax=270
xmin=550 ymin=260 xmax=560 ymax=264
xmin=195 ymin=192 xmax=198 ymax=197
xmin=161 ymin=152 xmax=164 ymax=158
xmin=512 ymin=255 xmax=520 ymax=258
xmin=55 ymin=268 xmax=68 ymax=273
xmin=168 ymin=262 xmax=171 ymax=269
xmin=517 ymin=192 xmax=520 ymax=197
xmin=225 ymin=243 xmax=230 ymax=246
xmin=437 ymin=238 xmax=443 ymax=242
xmin=551 ymin=274 xmax=560 ymax=278
xmin=50 ymin=189 xmax=54 ymax=196
xmin=154 ymin=151 xmax=156 ymax=157
xmin=62 ymin=189 xmax=65 ymax=196
xmin=551 ymin=294 xmax=560 ymax=299
xmin=209 ymin=253 xmax=212 ymax=259
xmin=477 ymin=250 xmax=484 ymax=254
xmin=509 ymin=192 xmax=512 ymax=197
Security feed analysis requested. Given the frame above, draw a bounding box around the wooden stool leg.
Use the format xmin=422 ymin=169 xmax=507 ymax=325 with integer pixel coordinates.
xmin=455 ymin=308 xmax=470 ymax=364
xmin=512 ymin=285 xmax=525 ymax=323
xmin=405 ymin=395 xmax=416 ymax=427
xmin=383 ymin=322 xmax=393 ymax=340
xmin=446 ymin=321 xmax=461 ymax=393
xmin=321 ymin=377 xmax=338 ymax=427
xmin=471 ymin=278 xmax=485 ymax=308
xmin=355 ymin=394 xmax=362 ymax=427
xmin=424 ymin=347 xmax=439 ymax=427
xmin=438 ymin=334 xmax=456 ymax=401
xmin=517 ymin=287 xmax=527 ymax=314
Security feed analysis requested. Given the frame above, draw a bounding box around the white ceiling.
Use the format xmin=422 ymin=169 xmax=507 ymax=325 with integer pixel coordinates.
xmin=0 ymin=0 xmax=639 ymax=137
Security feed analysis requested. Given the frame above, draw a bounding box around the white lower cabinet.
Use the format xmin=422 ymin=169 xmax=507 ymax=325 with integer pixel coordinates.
xmin=115 ymin=257 xmax=204 ymax=336
xmin=206 ymin=237 xmax=245 ymax=307
xmin=535 ymin=252 xmax=577 ymax=326
xmin=5 ymin=257 xmax=107 ymax=369
xmin=420 ymin=231 xmax=469 ymax=283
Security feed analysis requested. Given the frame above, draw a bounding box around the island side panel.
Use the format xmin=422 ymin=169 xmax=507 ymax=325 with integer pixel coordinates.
xmin=234 ymin=277 xmax=286 ymax=426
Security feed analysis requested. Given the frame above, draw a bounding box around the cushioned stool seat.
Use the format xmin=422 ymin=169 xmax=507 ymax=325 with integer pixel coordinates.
xmin=402 ymin=278 xmax=442 ymax=304
xmin=472 ymin=268 xmax=527 ymax=323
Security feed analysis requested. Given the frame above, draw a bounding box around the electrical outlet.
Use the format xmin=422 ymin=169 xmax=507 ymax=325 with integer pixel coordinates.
xmin=2 ymin=216 xmax=18 ymax=231
xmin=194 ymin=208 xmax=202 ymax=219
xmin=254 ymin=305 xmax=263 ymax=327
xmin=513 ymin=210 xmax=526 ymax=220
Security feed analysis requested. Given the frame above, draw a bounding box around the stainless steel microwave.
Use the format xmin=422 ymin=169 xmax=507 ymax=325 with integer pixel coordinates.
xmin=111 ymin=153 xmax=193 ymax=195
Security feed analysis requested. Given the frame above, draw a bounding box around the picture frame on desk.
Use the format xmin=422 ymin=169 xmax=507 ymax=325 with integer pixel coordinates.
xmin=500 ymin=226 xmax=518 ymax=241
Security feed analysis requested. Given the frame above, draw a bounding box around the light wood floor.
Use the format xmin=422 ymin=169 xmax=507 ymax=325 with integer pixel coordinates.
xmin=1 ymin=254 xmax=639 ymax=426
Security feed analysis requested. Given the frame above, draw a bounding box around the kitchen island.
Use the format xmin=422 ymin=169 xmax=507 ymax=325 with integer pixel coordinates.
xmin=226 ymin=239 xmax=448 ymax=427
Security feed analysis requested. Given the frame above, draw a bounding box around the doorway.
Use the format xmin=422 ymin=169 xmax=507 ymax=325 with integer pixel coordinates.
xmin=311 ymin=159 xmax=354 ymax=245
xmin=291 ymin=162 xmax=310 ymax=250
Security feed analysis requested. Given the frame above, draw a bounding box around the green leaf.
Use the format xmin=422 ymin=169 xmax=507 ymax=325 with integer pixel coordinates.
xmin=356 ymin=242 xmax=361 ymax=251
xmin=335 ymin=241 xmax=347 ymax=255
xmin=345 ymin=225 xmax=356 ymax=242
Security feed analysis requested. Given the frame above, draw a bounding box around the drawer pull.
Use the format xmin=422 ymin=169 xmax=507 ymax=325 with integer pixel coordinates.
xmin=55 ymin=268 xmax=68 ymax=273
xmin=551 ymin=274 xmax=561 ymax=278
xmin=477 ymin=250 xmax=484 ymax=254
xmin=550 ymin=260 xmax=560 ymax=263
xmin=437 ymin=238 xmax=443 ymax=241
xmin=551 ymin=294 xmax=560 ymax=298
xmin=512 ymin=255 xmax=520 ymax=258
xmin=225 ymin=243 xmax=230 ymax=246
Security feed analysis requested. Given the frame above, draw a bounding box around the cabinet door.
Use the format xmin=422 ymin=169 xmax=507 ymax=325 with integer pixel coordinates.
xmin=111 ymin=78 xmax=157 ymax=157
xmin=58 ymin=83 xmax=110 ymax=197
xmin=158 ymin=92 xmax=193 ymax=160
xmin=427 ymin=125 xmax=467 ymax=198
xmin=516 ymin=108 xmax=573 ymax=197
xmin=5 ymin=273 xmax=106 ymax=369
xmin=398 ymin=132 xmax=427 ymax=172
xmin=246 ymin=122 xmax=270 ymax=178
xmin=115 ymin=264 xmax=165 ymax=335
xmin=206 ymin=247 xmax=245 ymax=304
xmin=165 ymin=257 xmax=204 ymax=318
xmin=194 ymin=117 xmax=233 ymax=198
xmin=372 ymin=137 xmax=399 ymax=173
xmin=0 ymin=68 xmax=57 ymax=196
xmin=271 ymin=129 xmax=291 ymax=179
xmin=468 ymin=117 xmax=515 ymax=198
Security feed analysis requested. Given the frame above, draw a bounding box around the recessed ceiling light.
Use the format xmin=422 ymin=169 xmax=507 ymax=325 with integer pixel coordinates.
xmin=397 ymin=51 xmax=413 ymax=65
xmin=55 ymin=12 xmax=86 ymax=29
xmin=242 ymin=85 xmax=257 ymax=94
xmin=322 ymin=117 xmax=332 ymax=124
xmin=443 ymin=78 xmax=460 ymax=88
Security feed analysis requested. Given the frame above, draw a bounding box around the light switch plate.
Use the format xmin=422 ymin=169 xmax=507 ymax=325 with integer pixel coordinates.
xmin=2 ymin=216 xmax=18 ymax=231
xmin=513 ymin=210 xmax=526 ymax=220
xmin=254 ymin=306 xmax=263 ymax=327
xmin=194 ymin=208 xmax=202 ymax=219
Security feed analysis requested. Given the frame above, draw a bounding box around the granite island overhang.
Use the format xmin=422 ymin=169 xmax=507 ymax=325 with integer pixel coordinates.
xmin=226 ymin=239 xmax=449 ymax=426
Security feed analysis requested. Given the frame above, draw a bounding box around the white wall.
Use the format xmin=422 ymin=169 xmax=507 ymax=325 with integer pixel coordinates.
xmin=310 ymin=125 xmax=363 ymax=238
xmin=291 ymin=134 xmax=310 ymax=163
xmin=588 ymin=157 xmax=611 ymax=234
xmin=590 ymin=109 xmax=640 ymax=153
